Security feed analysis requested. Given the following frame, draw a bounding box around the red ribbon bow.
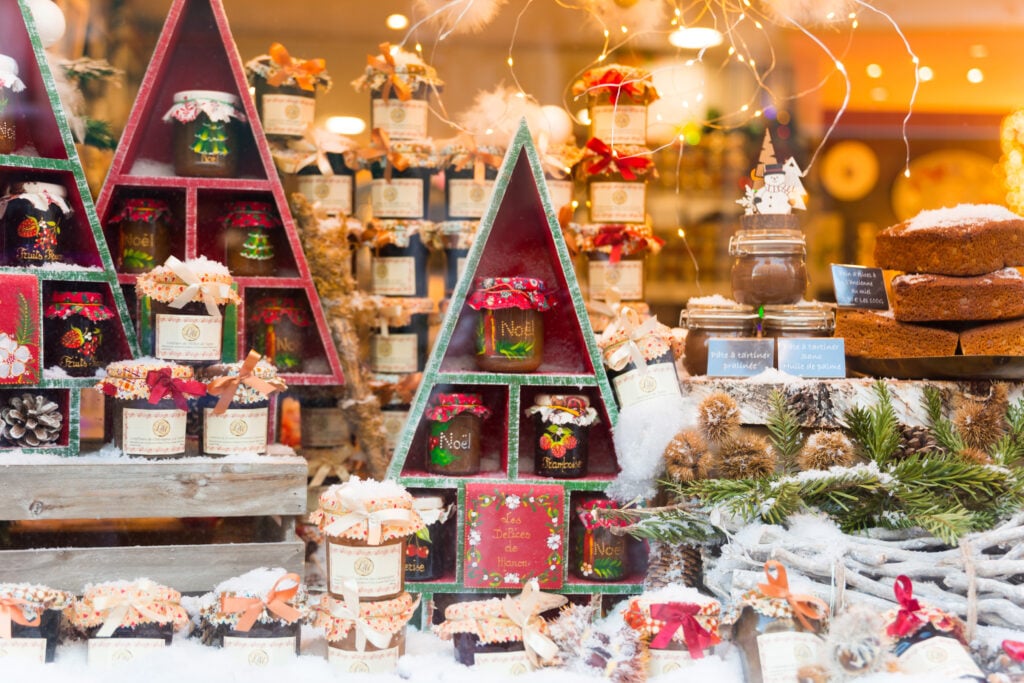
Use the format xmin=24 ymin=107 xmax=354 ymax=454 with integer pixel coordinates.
xmin=758 ymin=561 xmax=829 ymax=633
xmin=583 ymin=138 xmax=653 ymax=181
xmin=266 ymin=43 xmax=326 ymax=92
xmin=367 ymin=42 xmax=412 ymax=102
xmin=146 ymin=368 xmax=206 ymax=411
xmin=592 ymin=68 xmax=646 ymax=105
xmin=0 ymin=597 xmax=40 ymax=639
xmin=649 ymin=602 xmax=715 ymax=658
xmin=219 ymin=573 xmax=303 ymax=633
xmin=887 ymin=575 xmax=925 ymax=639
xmin=1003 ymin=640 xmax=1024 ymax=662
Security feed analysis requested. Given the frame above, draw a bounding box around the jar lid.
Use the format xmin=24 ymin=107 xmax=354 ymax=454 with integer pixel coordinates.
xmin=572 ymin=64 xmax=659 ymax=105
xmin=7 ymin=181 xmax=67 ymax=198
xmin=729 ymin=229 xmax=806 ymax=256
xmin=0 ymin=583 xmax=74 ymax=614
xmin=45 ymin=291 xmax=115 ymax=321
xmin=103 ymin=358 xmax=194 ymax=381
xmin=70 ymin=579 xmax=189 ymax=631
xmin=352 ymin=43 xmax=444 ymax=94
xmin=163 ymin=91 xmax=246 ymax=124
xmin=173 ymin=89 xmax=240 ymax=107
xmin=220 ymin=201 xmax=281 ymax=229
xmin=534 ymin=394 xmax=590 ymax=410
xmin=467 ymin=276 xmax=555 ymax=312
xmin=576 ymin=498 xmax=628 ymax=529
xmin=412 ymin=496 xmax=445 ymax=511
xmin=309 ymin=476 xmax=425 ymax=544
xmin=0 ymin=54 xmax=19 ymax=77
xmin=136 ymin=256 xmax=240 ymax=307
xmin=762 ymin=303 xmax=836 ymax=332
xmin=425 ymin=392 xmax=492 ymax=422
xmin=681 ymin=302 xmax=758 ymax=330
xmin=244 ymin=44 xmax=332 ymax=91
xmin=314 ymin=592 xmax=418 ymax=643
xmin=247 ymin=295 xmax=311 ymax=326
xmin=109 ymin=198 xmax=173 ymax=224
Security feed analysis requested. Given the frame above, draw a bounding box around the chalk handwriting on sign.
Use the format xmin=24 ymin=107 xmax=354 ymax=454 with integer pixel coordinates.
xmin=706 ymin=339 xmax=775 ymax=377
xmin=831 ymin=264 xmax=889 ymax=310
xmin=777 ymin=338 xmax=846 ymax=378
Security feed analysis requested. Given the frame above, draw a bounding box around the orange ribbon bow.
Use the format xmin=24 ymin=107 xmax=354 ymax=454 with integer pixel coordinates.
xmin=219 ymin=573 xmax=303 ymax=633
xmin=451 ymin=135 xmax=503 ymax=184
xmin=757 ymin=560 xmax=828 ymax=633
xmin=266 ymin=43 xmax=326 ymax=91
xmin=367 ymin=42 xmax=412 ymax=102
xmin=0 ymin=597 xmax=40 ymax=640
xmin=206 ymin=350 xmax=285 ymax=415
xmin=359 ymin=128 xmax=410 ymax=182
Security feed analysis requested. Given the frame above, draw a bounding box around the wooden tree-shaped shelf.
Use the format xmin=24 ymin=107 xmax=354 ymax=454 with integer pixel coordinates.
xmin=95 ymin=0 xmax=343 ymax=385
xmin=387 ymin=122 xmax=646 ymax=604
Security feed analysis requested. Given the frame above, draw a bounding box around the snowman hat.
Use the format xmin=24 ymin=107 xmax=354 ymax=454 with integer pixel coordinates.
xmin=764 ymin=163 xmax=784 ymax=176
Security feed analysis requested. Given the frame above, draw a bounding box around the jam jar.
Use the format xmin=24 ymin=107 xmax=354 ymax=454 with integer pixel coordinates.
xmin=467 ymin=276 xmax=555 ymax=373
xmin=368 ymin=141 xmax=437 ymax=221
xmin=680 ymin=302 xmax=758 ymax=376
xmin=366 ymin=220 xmax=430 ymax=298
xmin=573 ymin=64 xmax=659 ymax=147
xmin=0 ymin=181 xmax=71 ymax=266
xmin=404 ymin=494 xmax=454 ymax=581
xmin=441 ymin=143 xmax=501 ymax=220
xmin=424 ymin=393 xmax=491 ymax=475
xmin=729 ymin=229 xmax=808 ymax=307
xmin=248 ymin=295 xmax=311 ymax=373
xmin=526 ymin=394 xmax=599 ymax=478
xmin=164 ymin=90 xmax=246 ymax=178
xmin=44 ymin=290 xmax=114 ymax=376
xmin=571 ymin=498 xmax=631 ymax=582
xmin=369 ymin=298 xmax=432 ymax=375
xmin=436 ymin=221 xmax=477 ymax=297
xmin=582 ymin=224 xmax=661 ymax=302
xmin=316 ymin=591 xmax=417 ymax=674
xmin=221 ymin=201 xmax=282 ymax=277
xmin=598 ymin=308 xmax=682 ymax=409
xmin=0 ymin=583 xmax=73 ymax=663
xmin=355 ymin=44 xmax=442 ymax=142
xmin=0 ymin=54 xmax=25 ymax=154
xmin=97 ymin=359 xmax=206 ymax=457
xmin=198 ymin=353 xmax=286 ymax=456
xmin=290 ymin=135 xmax=358 ymax=218
xmin=624 ymin=588 xmax=722 ymax=677
xmin=109 ymin=198 xmax=173 ymax=273
xmin=297 ymin=388 xmax=348 ymax=449
xmin=245 ymin=43 xmax=330 ymax=139
xmin=580 ymin=140 xmax=654 ymax=224
xmin=309 ymin=479 xmax=425 ymax=601
xmin=135 ymin=256 xmax=240 ymax=364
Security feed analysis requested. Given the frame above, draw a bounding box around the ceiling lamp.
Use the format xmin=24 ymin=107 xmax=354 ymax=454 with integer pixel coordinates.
xmin=386 ymin=14 xmax=409 ymax=30
xmin=325 ymin=116 xmax=367 ymax=135
xmin=668 ymin=27 xmax=724 ymax=50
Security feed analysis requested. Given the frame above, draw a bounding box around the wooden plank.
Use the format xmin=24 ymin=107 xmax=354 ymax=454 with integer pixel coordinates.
xmin=0 ymin=456 xmax=308 ymax=520
xmin=0 ymin=540 xmax=306 ymax=592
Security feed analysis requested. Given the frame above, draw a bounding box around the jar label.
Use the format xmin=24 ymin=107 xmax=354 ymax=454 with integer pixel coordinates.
xmin=296 ymin=175 xmax=354 ymax=216
xmin=647 ymin=648 xmax=695 ymax=676
xmin=589 ymin=181 xmax=646 ymax=223
xmin=87 ymin=637 xmax=166 ymax=667
xmin=756 ymin=631 xmax=824 ymax=683
xmin=611 ymin=361 xmax=681 ymax=408
xmin=154 ymin=313 xmax=222 ymax=361
xmin=588 ymin=259 xmax=644 ymax=300
xmin=0 ymin=637 xmax=46 ymax=663
xmin=222 ymin=636 xmax=296 ymax=666
xmin=591 ymin=104 xmax=648 ymax=145
xmin=260 ymin=93 xmax=316 ymax=136
xmin=546 ymin=179 xmax=574 ymax=212
xmin=370 ymin=178 xmax=425 ymax=219
xmin=203 ymin=407 xmax=268 ymax=455
xmin=327 ymin=644 xmax=399 ymax=673
xmin=897 ymin=636 xmax=982 ymax=678
xmin=327 ymin=541 xmax=403 ymax=598
xmin=122 ymin=408 xmax=187 ymax=456
xmin=472 ymin=650 xmax=531 ymax=675
xmin=381 ymin=410 xmax=409 ymax=452
xmin=302 ymin=407 xmax=350 ymax=448
xmin=370 ymin=332 xmax=419 ymax=374
xmin=371 ymin=256 xmax=417 ymax=296
xmin=447 ymin=179 xmax=495 ymax=218
xmin=372 ymin=99 xmax=429 ymax=141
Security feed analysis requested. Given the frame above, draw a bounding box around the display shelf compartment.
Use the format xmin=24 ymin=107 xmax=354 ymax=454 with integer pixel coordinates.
xmin=0 ymin=387 xmax=72 ymax=450
xmin=100 ymin=185 xmax=187 ymax=274
xmin=40 ymin=279 xmax=134 ymax=369
xmin=196 ymin=188 xmax=299 ymax=277
xmin=241 ymin=286 xmax=333 ymax=380
xmin=564 ymin=490 xmax=648 ymax=589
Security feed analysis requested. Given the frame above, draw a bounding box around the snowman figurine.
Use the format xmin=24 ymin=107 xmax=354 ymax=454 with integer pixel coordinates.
xmin=754 ymin=163 xmax=793 ymax=215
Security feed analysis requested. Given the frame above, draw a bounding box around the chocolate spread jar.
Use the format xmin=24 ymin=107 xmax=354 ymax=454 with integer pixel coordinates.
xmin=681 ymin=302 xmax=758 ymax=376
xmin=729 ymin=229 xmax=807 ymax=307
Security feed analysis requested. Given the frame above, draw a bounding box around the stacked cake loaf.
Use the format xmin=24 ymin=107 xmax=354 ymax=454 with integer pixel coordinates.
xmin=837 ymin=204 xmax=1024 ymax=357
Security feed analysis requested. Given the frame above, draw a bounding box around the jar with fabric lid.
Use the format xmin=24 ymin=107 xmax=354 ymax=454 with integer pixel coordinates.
xmin=730 ymin=229 xmax=808 ymax=307
xmin=96 ymin=359 xmax=206 ymax=457
xmin=597 ymin=307 xmax=682 ymax=408
xmin=571 ymin=498 xmax=631 ymax=581
xmin=573 ymin=65 xmax=659 ymax=147
xmin=247 ymin=294 xmax=311 ymax=373
xmin=624 ymin=586 xmax=722 ymax=677
xmin=367 ymin=140 xmax=437 ymax=221
xmin=441 ymin=142 xmax=502 ymax=220
xmin=277 ymin=132 xmax=358 ymax=218
xmin=194 ymin=569 xmax=307 ymax=665
xmin=0 ymin=583 xmax=73 ymax=663
xmin=424 ymin=220 xmax=478 ymax=297
xmin=369 ymin=297 xmax=433 ymax=375
xmin=581 ymin=224 xmax=664 ymax=302
xmin=108 ymin=198 xmax=173 ymax=273
xmin=316 ymin=589 xmax=418 ymax=673
xmin=245 ymin=43 xmax=331 ymax=139
xmin=354 ymin=43 xmax=443 ymax=142
xmin=0 ymin=54 xmax=26 ymax=154
xmin=43 ymin=290 xmax=115 ymax=376
xmin=135 ymin=256 xmax=240 ymax=364
xmin=163 ymin=90 xmax=246 ymax=178
xmin=425 ymin=393 xmax=491 ymax=475
xmin=526 ymin=394 xmax=599 ymax=478
xmin=538 ymin=143 xmax=583 ymax=215
xmin=0 ymin=181 xmax=71 ymax=266
xmin=365 ymin=219 xmax=430 ymax=298
xmin=580 ymin=140 xmax=654 ymax=224
xmin=468 ymin=276 xmax=555 ymax=373
xmin=198 ymin=351 xmax=286 ymax=456
xmin=221 ymin=201 xmax=282 ymax=277
xmin=404 ymin=494 xmax=454 ymax=581
xmin=681 ymin=301 xmax=759 ymax=376
xmin=309 ymin=477 xmax=425 ymax=601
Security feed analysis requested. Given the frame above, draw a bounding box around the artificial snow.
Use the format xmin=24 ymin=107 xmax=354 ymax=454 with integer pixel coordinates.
xmin=904 ymin=203 xmax=1020 ymax=230
xmin=130 ymin=158 xmax=176 ymax=177
xmin=606 ymin=393 xmax=688 ymax=502
xmin=685 ymin=293 xmax=740 ymax=308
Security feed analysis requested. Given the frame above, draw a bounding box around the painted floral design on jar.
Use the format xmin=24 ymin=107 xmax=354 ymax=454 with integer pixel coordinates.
xmin=221 ymin=201 xmax=282 ymax=277
xmin=424 ymin=393 xmax=491 ymax=475
xmin=467 ymin=276 xmax=556 ymax=373
xmin=247 ymin=295 xmax=311 ymax=373
xmin=44 ymin=290 xmax=114 ymax=376
xmin=525 ymin=394 xmax=600 ymax=478
xmin=571 ymin=498 xmax=631 ymax=581
xmin=0 ymin=182 xmax=71 ymax=266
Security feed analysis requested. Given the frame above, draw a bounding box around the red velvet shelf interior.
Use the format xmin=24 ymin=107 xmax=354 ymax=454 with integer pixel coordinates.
xmin=41 ymin=279 xmax=134 ymax=365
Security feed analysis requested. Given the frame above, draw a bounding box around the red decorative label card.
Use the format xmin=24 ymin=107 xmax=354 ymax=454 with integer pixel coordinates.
xmin=0 ymin=274 xmax=40 ymax=384
xmin=464 ymin=482 xmax=564 ymax=589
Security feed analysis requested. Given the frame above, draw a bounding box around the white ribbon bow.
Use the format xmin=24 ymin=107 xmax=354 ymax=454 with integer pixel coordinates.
xmin=165 ymin=256 xmax=231 ymax=318
xmin=322 ymin=490 xmax=416 ymax=546
xmin=292 ymin=128 xmax=355 ymax=176
xmin=92 ymin=580 xmax=172 ymax=638
xmin=328 ymin=580 xmax=399 ymax=652
xmin=606 ymin=307 xmax=661 ymax=374
xmin=501 ymin=580 xmax=564 ymax=668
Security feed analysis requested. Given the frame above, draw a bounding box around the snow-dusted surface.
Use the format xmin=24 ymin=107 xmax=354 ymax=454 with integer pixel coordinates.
xmin=904 ymin=203 xmax=1020 ymax=230
xmin=0 ymin=441 xmax=301 ymax=465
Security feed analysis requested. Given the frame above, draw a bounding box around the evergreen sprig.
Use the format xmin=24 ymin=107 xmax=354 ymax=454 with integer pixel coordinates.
xmin=766 ymin=389 xmax=803 ymax=470
xmin=600 ymin=501 xmax=722 ymax=545
xmin=844 ymin=380 xmax=901 ymax=464
xmin=923 ymin=385 xmax=967 ymax=454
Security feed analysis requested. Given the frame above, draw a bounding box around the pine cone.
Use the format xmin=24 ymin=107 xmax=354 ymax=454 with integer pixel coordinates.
xmin=0 ymin=393 xmax=63 ymax=448
xmin=894 ymin=423 xmax=938 ymax=459
xmin=663 ymin=429 xmax=710 ymax=484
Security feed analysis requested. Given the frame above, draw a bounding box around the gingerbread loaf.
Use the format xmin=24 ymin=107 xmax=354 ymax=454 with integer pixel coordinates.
xmin=959 ymin=318 xmax=1024 ymax=356
xmin=874 ymin=204 xmax=1024 ymax=277
xmin=835 ymin=309 xmax=959 ymax=358
xmin=891 ymin=267 xmax=1024 ymax=322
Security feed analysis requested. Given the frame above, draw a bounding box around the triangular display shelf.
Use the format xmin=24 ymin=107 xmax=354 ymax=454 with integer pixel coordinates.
xmin=95 ymin=0 xmax=343 ymax=385
xmin=388 ymin=121 xmax=644 ymax=602
xmin=0 ymin=0 xmax=140 ymax=454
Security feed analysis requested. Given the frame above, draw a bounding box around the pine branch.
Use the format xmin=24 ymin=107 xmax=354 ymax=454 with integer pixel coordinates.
xmin=766 ymin=389 xmax=803 ymax=470
xmin=600 ymin=501 xmax=723 ymax=545
xmin=923 ymin=385 xmax=966 ymax=454
xmin=843 ymin=381 xmax=901 ymax=464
